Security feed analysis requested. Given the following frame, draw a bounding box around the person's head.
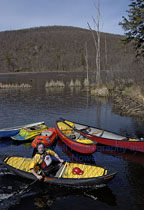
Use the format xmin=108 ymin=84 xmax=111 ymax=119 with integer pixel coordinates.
xmin=37 ymin=143 xmax=45 ymax=154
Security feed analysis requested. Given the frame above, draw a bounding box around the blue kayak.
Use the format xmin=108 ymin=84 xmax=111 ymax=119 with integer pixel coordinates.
xmin=0 ymin=122 xmax=45 ymax=139
xmin=0 ymin=130 xmax=19 ymax=138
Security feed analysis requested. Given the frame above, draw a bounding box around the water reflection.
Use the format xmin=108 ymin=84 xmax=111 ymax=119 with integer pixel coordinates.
xmin=45 ymin=87 xmax=65 ymax=94
xmin=101 ymin=146 xmax=144 ymax=166
xmin=56 ymin=139 xmax=96 ymax=164
xmin=0 ymin=87 xmax=144 ymax=210
xmin=32 ymin=185 xmax=116 ymax=209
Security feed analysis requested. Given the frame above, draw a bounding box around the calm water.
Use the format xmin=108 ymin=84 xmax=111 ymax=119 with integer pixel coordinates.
xmin=0 ymin=87 xmax=144 ymax=210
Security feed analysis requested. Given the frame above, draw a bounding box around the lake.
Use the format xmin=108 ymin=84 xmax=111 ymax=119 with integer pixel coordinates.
xmin=0 ymin=87 xmax=144 ymax=210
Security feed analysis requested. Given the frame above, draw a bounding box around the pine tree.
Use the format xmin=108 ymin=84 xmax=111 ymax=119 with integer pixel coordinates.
xmin=119 ymin=0 xmax=144 ymax=57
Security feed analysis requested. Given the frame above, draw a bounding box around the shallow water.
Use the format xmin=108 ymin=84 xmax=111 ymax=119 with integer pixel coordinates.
xmin=0 ymin=87 xmax=144 ymax=210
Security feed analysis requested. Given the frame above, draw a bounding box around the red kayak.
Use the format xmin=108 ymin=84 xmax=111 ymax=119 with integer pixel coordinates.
xmin=59 ymin=118 xmax=144 ymax=153
xmin=32 ymin=127 xmax=57 ymax=148
xmin=56 ymin=120 xmax=97 ymax=154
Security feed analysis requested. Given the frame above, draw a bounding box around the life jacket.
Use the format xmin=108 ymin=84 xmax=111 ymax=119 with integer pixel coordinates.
xmin=38 ymin=151 xmax=52 ymax=169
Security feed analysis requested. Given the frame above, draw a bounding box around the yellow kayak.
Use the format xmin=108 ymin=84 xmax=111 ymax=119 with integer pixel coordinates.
xmin=3 ymin=156 xmax=117 ymax=189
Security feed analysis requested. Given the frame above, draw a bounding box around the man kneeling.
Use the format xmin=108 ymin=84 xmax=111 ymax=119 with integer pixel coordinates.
xmin=30 ymin=143 xmax=64 ymax=180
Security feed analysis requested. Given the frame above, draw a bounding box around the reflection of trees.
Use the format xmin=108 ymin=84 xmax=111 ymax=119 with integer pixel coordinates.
xmin=96 ymin=99 xmax=101 ymax=128
xmin=127 ymin=162 xmax=144 ymax=210
xmin=118 ymin=118 xmax=144 ymax=139
xmin=33 ymin=185 xmax=116 ymax=209
xmin=45 ymin=87 xmax=65 ymax=94
xmin=131 ymin=119 xmax=144 ymax=138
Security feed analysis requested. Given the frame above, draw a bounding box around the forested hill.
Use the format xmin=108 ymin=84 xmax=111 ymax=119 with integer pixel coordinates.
xmin=0 ymin=26 xmax=143 ymax=79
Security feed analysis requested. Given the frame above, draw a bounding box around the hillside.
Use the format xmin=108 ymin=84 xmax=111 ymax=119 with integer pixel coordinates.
xmin=0 ymin=26 xmax=143 ymax=81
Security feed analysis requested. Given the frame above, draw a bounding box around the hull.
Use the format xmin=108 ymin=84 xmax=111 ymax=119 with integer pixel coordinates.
xmin=60 ymin=118 xmax=144 ymax=153
xmin=0 ymin=130 xmax=19 ymax=138
xmin=56 ymin=123 xmax=97 ymax=154
xmin=3 ymin=156 xmax=117 ymax=189
xmin=0 ymin=122 xmax=45 ymax=139
xmin=88 ymin=136 xmax=144 ymax=153
xmin=32 ymin=127 xmax=57 ymax=148
xmin=11 ymin=123 xmax=47 ymax=141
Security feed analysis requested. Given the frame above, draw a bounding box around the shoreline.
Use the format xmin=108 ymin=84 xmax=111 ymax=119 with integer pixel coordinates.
xmin=110 ymin=86 xmax=144 ymax=121
xmin=111 ymin=93 xmax=144 ymax=121
xmin=0 ymin=72 xmax=144 ymax=121
xmin=90 ymin=82 xmax=144 ymax=121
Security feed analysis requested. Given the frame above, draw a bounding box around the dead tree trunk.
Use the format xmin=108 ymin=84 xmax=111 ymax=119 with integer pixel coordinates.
xmin=88 ymin=0 xmax=101 ymax=85
xmin=105 ymin=36 xmax=108 ymax=67
xmin=85 ymin=42 xmax=89 ymax=81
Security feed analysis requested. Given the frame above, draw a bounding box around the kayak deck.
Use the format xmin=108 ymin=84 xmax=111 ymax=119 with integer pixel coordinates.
xmin=3 ymin=156 xmax=117 ymax=188
xmin=4 ymin=157 xmax=33 ymax=172
xmin=61 ymin=162 xmax=107 ymax=178
xmin=4 ymin=156 xmax=107 ymax=179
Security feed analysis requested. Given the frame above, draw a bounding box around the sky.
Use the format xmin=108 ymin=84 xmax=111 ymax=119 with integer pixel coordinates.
xmin=0 ymin=0 xmax=130 ymax=35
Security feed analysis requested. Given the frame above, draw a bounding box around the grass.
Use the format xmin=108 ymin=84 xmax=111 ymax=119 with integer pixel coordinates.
xmin=0 ymin=83 xmax=32 ymax=89
xmin=45 ymin=80 xmax=65 ymax=88
xmin=69 ymin=79 xmax=82 ymax=87
xmin=83 ymin=78 xmax=90 ymax=87
xmin=91 ymin=85 xmax=109 ymax=97
xmin=122 ymin=85 xmax=144 ymax=102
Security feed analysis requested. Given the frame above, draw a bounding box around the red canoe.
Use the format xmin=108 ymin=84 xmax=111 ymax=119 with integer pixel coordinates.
xmin=32 ymin=127 xmax=57 ymax=148
xmin=59 ymin=118 xmax=144 ymax=153
xmin=56 ymin=120 xmax=97 ymax=154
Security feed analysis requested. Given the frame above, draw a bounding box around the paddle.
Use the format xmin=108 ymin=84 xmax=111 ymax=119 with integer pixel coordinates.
xmin=58 ymin=118 xmax=96 ymax=144
xmin=0 ymin=167 xmax=14 ymax=176
xmin=58 ymin=161 xmax=67 ymax=179
xmin=0 ymin=178 xmax=39 ymax=202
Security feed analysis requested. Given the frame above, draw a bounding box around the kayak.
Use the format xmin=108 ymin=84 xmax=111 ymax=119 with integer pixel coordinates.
xmin=0 ymin=122 xmax=45 ymax=139
xmin=32 ymin=127 xmax=57 ymax=148
xmin=56 ymin=120 xmax=97 ymax=154
xmin=3 ymin=156 xmax=117 ymax=189
xmin=59 ymin=118 xmax=144 ymax=153
xmin=11 ymin=123 xmax=47 ymax=141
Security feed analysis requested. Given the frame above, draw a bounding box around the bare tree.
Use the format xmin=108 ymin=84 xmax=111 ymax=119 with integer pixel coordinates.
xmin=85 ymin=42 xmax=89 ymax=81
xmin=105 ymin=36 xmax=108 ymax=67
xmin=88 ymin=0 xmax=101 ymax=85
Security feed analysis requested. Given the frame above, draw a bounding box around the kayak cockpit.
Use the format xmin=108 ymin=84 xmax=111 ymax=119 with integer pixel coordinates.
xmin=55 ymin=162 xmax=107 ymax=179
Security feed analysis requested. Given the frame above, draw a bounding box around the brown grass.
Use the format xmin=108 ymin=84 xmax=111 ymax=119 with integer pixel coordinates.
xmin=0 ymin=82 xmax=32 ymax=89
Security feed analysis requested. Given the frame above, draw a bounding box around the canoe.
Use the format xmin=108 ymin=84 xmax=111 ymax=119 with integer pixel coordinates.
xmin=56 ymin=120 xmax=97 ymax=154
xmin=32 ymin=127 xmax=57 ymax=148
xmin=0 ymin=122 xmax=45 ymax=139
xmin=59 ymin=118 xmax=144 ymax=153
xmin=11 ymin=123 xmax=47 ymax=141
xmin=3 ymin=156 xmax=117 ymax=189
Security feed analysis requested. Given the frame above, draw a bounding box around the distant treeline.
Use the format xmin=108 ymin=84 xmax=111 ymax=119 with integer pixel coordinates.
xmin=0 ymin=26 xmax=143 ymax=82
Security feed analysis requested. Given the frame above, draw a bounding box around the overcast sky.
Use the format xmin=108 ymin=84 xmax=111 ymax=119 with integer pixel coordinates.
xmin=0 ymin=0 xmax=130 ymax=34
